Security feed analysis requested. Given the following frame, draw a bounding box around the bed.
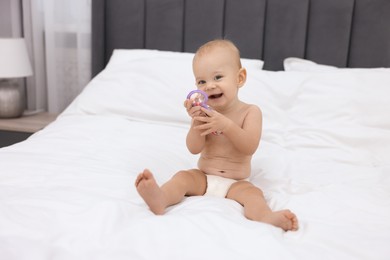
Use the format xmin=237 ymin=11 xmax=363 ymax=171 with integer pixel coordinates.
xmin=1 ymin=0 xmax=390 ymax=259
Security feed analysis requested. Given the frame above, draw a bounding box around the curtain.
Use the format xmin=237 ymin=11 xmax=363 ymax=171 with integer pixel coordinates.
xmin=23 ymin=0 xmax=91 ymax=114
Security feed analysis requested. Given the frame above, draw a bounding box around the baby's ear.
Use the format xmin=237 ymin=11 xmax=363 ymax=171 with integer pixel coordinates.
xmin=237 ymin=68 xmax=247 ymax=88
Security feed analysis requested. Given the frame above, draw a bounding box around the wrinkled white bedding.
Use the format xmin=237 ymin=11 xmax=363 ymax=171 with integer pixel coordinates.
xmin=1 ymin=50 xmax=389 ymax=260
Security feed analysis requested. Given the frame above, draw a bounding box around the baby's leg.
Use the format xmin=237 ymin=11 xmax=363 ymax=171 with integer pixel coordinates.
xmin=226 ymin=181 xmax=298 ymax=231
xmin=135 ymin=169 xmax=206 ymax=215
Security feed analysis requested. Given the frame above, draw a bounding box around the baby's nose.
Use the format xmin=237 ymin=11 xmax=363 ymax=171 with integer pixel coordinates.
xmin=205 ymin=82 xmax=216 ymax=90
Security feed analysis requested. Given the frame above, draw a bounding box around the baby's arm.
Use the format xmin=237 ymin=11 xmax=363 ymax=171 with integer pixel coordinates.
xmin=195 ymin=105 xmax=262 ymax=155
xmin=184 ymin=99 xmax=206 ymax=154
xmin=224 ymin=106 xmax=262 ymax=155
xmin=186 ymin=119 xmax=206 ymax=154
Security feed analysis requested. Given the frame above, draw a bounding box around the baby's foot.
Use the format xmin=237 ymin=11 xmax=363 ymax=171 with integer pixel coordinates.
xmin=135 ymin=169 xmax=166 ymax=215
xmin=261 ymin=210 xmax=299 ymax=231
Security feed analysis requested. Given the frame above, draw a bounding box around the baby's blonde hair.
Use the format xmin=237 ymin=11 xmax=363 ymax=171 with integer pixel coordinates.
xmin=193 ymin=39 xmax=242 ymax=69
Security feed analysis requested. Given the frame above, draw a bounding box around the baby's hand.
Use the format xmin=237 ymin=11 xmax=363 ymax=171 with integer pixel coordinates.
xmin=193 ymin=107 xmax=232 ymax=136
xmin=184 ymin=99 xmax=204 ymax=118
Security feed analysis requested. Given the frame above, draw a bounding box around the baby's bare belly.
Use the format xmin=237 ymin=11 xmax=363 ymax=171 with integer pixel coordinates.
xmin=197 ymin=155 xmax=251 ymax=180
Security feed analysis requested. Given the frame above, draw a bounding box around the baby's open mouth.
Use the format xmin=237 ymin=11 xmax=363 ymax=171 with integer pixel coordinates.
xmin=209 ymin=93 xmax=223 ymax=99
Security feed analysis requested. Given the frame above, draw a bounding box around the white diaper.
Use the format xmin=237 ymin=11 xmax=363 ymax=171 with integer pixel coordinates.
xmin=204 ymin=175 xmax=238 ymax=197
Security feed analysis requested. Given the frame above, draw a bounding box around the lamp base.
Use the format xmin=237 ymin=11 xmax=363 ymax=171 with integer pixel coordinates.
xmin=0 ymin=80 xmax=25 ymax=118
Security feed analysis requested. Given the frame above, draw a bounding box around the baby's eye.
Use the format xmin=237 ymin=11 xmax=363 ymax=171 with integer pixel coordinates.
xmin=197 ymin=80 xmax=206 ymax=85
xmin=214 ymin=75 xmax=223 ymax=81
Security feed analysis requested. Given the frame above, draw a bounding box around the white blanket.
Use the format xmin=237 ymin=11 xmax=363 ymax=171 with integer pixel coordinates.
xmin=1 ymin=50 xmax=389 ymax=260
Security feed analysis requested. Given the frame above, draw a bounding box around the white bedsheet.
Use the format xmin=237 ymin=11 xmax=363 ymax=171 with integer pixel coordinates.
xmin=1 ymin=50 xmax=390 ymax=260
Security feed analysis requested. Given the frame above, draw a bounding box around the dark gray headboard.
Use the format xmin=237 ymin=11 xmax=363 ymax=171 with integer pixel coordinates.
xmin=92 ymin=0 xmax=390 ymax=76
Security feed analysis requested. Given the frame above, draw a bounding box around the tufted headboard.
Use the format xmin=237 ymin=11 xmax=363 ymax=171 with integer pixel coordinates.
xmin=91 ymin=0 xmax=390 ymax=76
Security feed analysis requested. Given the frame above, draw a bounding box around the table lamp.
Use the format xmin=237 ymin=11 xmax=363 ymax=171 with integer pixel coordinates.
xmin=0 ymin=38 xmax=33 ymax=118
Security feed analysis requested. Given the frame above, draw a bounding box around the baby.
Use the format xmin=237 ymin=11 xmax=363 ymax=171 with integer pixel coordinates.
xmin=135 ymin=39 xmax=298 ymax=231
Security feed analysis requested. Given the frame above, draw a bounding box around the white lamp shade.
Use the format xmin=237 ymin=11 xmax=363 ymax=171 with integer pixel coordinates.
xmin=0 ymin=38 xmax=33 ymax=78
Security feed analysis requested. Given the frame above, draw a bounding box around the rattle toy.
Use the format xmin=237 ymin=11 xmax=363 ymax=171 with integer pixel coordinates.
xmin=186 ymin=90 xmax=209 ymax=109
xmin=186 ymin=90 xmax=223 ymax=135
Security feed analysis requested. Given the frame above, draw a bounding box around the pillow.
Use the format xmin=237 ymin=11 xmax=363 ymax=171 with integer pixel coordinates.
xmin=284 ymin=57 xmax=389 ymax=72
xmin=63 ymin=49 xmax=264 ymax=125
xmin=240 ymin=69 xmax=390 ymax=165
xmin=241 ymin=69 xmax=390 ymax=129
xmin=283 ymin=57 xmax=337 ymax=72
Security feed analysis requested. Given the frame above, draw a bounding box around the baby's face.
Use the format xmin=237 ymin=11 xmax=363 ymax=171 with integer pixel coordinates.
xmin=192 ymin=48 xmax=243 ymax=110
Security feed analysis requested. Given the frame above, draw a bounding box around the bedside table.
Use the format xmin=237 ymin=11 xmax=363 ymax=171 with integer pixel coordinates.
xmin=0 ymin=112 xmax=57 ymax=148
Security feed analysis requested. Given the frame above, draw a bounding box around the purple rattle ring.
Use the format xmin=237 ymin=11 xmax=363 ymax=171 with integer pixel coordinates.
xmin=187 ymin=90 xmax=209 ymax=109
xmin=186 ymin=90 xmax=221 ymax=135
